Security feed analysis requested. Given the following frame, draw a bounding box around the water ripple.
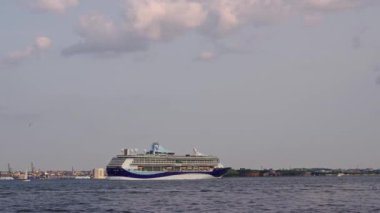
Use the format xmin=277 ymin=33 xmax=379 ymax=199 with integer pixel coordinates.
xmin=1 ymin=176 xmax=380 ymax=212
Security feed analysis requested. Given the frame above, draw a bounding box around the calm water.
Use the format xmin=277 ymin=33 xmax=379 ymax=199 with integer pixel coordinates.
xmin=0 ymin=176 xmax=380 ymax=212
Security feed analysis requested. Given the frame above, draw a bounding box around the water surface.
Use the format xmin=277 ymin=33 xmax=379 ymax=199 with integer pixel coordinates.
xmin=0 ymin=176 xmax=379 ymax=212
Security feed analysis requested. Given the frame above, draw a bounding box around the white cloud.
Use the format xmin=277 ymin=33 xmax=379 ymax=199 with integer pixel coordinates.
xmin=1 ymin=36 xmax=52 ymax=65
xmin=62 ymin=13 xmax=148 ymax=56
xmin=63 ymin=0 xmax=375 ymax=57
xmin=64 ymin=0 xmax=207 ymax=56
xmin=77 ymin=13 xmax=118 ymax=41
xmin=31 ymin=0 xmax=79 ymax=13
xmin=206 ymin=0 xmax=292 ymax=34
xmin=197 ymin=51 xmax=215 ymax=61
xmin=35 ymin=36 xmax=52 ymax=49
xmin=305 ymin=0 xmax=363 ymax=11
xmin=124 ymin=0 xmax=207 ymax=40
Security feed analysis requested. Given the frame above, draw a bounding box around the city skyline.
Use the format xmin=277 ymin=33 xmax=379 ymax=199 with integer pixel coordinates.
xmin=1 ymin=0 xmax=380 ymax=170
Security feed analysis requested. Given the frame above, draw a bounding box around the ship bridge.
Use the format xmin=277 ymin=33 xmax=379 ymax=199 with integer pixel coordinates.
xmin=148 ymin=143 xmax=175 ymax=155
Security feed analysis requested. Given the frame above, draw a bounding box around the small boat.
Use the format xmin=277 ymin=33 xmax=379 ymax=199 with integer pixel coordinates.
xmin=18 ymin=170 xmax=30 ymax=181
xmin=74 ymin=176 xmax=91 ymax=180
xmin=0 ymin=177 xmax=14 ymax=181
xmin=337 ymin=173 xmax=345 ymax=177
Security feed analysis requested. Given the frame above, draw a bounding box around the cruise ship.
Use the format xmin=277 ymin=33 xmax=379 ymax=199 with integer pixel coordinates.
xmin=106 ymin=143 xmax=230 ymax=180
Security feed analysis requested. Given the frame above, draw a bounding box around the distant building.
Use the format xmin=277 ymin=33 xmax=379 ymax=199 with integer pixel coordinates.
xmin=245 ymin=171 xmax=261 ymax=177
xmin=93 ymin=168 xmax=106 ymax=179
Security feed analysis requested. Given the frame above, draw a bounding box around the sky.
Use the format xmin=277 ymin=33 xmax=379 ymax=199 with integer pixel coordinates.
xmin=1 ymin=0 xmax=380 ymax=171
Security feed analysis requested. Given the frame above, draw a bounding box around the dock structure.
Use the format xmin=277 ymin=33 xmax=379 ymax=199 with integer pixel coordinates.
xmin=93 ymin=168 xmax=106 ymax=179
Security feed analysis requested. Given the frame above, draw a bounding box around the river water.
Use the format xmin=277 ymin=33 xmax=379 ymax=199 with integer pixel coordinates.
xmin=0 ymin=176 xmax=379 ymax=212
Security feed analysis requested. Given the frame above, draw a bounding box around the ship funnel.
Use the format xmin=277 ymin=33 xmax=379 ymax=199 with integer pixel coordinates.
xmin=193 ymin=148 xmax=204 ymax=156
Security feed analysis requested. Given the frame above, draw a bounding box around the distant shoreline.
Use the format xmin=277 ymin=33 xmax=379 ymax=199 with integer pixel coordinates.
xmin=1 ymin=167 xmax=380 ymax=179
xmin=225 ymin=168 xmax=380 ymax=177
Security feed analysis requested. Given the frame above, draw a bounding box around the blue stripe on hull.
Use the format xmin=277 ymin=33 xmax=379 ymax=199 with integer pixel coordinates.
xmin=106 ymin=167 xmax=230 ymax=179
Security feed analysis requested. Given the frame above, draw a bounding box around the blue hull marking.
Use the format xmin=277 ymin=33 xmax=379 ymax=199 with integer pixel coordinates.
xmin=107 ymin=167 xmax=230 ymax=179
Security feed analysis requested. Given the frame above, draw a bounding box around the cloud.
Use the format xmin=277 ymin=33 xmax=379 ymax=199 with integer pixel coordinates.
xmin=206 ymin=0 xmax=292 ymax=35
xmin=196 ymin=51 xmax=215 ymax=61
xmin=63 ymin=0 xmax=375 ymax=57
xmin=61 ymin=13 xmax=149 ymax=56
xmin=304 ymin=0 xmax=365 ymax=11
xmin=1 ymin=36 xmax=52 ymax=65
xmin=30 ymin=0 xmax=79 ymax=13
xmin=124 ymin=0 xmax=207 ymax=40
xmin=302 ymin=0 xmax=377 ymax=25
xmin=63 ymin=0 xmax=207 ymax=56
